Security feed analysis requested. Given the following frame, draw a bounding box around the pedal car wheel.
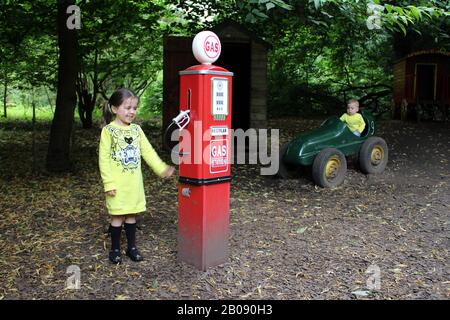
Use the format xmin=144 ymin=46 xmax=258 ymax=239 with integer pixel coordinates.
xmin=277 ymin=143 xmax=298 ymax=179
xmin=359 ymin=137 xmax=388 ymax=174
xmin=312 ymin=148 xmax=347 ymax=188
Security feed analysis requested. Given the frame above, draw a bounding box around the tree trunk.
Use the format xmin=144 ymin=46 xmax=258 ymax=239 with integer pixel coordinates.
xmin=3 ymin=73 xmax=7 ymax=118
xmin=77 ymin=85 xmax=95 ymax=129
xmin=78 ymin=95 xmax=94 ymax=129
xmin=77 ymin=48 xmax=99 ymax=129
xmin=84 ymin=104 xmax=93 ymax=128
xmin=46 ymin=0 xmax=78 ymax=172
xmin=32 ymin=99 xmax=37 ymax=172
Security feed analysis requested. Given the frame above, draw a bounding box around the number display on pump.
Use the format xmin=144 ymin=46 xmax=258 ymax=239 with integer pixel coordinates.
xmin=212 ymin=78 xmax=228 ymax=119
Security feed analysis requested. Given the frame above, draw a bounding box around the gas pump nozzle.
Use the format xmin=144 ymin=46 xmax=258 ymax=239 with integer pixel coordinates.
xmin=172 ymin=110 xmax=190 ymax=130
xmin=163 ymin=109 xmax=191 ymax=154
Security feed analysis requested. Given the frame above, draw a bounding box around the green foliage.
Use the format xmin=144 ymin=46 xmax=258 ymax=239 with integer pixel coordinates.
xmin=168 ymin=0 xmax=293 ymax=30
xmin=166 ymin=0 xmax=240 ymax=32
xmin=76 ymin=0 xmax=166 ymax=96
xmin=237 ymin=0 xmax=293 ymax=23
xmin=240 ymin=0 xmax=449 ymax=117
xmin=1 ymin=0 xmax=449 ymax=124
xmin=0 ymin=1 xmax=57 ymax=88
xmin=138 ymin=71 xmax=163 ymax=118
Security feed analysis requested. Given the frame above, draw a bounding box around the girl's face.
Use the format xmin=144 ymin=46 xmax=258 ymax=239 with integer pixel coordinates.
xmin=347 ymin=102 xmax=359 ymax=115
xmin=112 ymin=97 xmax=138 ymax=126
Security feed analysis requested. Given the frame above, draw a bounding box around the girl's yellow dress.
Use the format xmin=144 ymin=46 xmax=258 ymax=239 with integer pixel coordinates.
xmin=99 ymin=122 xmax=169 ymax=215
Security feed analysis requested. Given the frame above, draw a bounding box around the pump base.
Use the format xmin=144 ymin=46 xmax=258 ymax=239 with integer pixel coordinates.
xmin=177 ymin=182 xmax=230 ymax=270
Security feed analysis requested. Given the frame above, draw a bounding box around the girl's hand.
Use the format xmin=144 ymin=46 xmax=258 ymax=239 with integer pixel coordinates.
xmin=162 ymin=166 xmax=175 ymax=178
xmin=106 ymin=189 xmax=117 ymax=197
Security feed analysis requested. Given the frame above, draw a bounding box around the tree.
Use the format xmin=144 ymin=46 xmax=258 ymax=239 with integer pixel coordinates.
xmin=75 ymin=0 xmax=166 ymax=128
xmin=46 ymin=0 xmax=78 ymax=172
xmin=0 ymin=1 xmax=57 ymax=117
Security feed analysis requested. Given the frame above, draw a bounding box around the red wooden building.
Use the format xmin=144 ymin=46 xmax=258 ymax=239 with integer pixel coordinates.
xmin=392 ymin=49 xmax=450 ymax=121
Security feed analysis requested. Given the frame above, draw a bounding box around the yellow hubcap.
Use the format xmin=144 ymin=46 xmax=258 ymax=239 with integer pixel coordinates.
xmin=371 ymin=145 xmax=384 ymax=165
xmin=325 ymin=156 xmax=341 ymax=179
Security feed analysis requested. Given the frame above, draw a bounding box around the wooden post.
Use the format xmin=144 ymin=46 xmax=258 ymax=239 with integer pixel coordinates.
xmin=32 ymin=93 xmax=37 ymax=172
xmin=3 ymin=73 xmax=7 ymax=118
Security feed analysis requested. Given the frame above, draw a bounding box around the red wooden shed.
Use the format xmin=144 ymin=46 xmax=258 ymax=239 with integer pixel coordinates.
xmin=392 ymin=49 xmax=450 ymax=121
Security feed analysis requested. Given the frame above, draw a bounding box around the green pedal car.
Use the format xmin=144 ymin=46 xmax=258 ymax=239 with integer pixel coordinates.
xmin=278 ymin=109 xmax=388 ymax=188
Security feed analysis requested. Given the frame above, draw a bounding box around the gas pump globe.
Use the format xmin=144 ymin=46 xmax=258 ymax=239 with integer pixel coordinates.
xmin=176 ymin=31 xmax=233 ymax=270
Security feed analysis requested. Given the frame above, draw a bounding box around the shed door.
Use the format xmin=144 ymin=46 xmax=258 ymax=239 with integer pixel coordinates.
xmin=163 ymin=36 xmax=197 ymax=132
xmin=216 ymin=42 xmax=251 ymax=130
xmin=446 ymin=61 xmax=450 ymax=103
xmin=415 ymin=64 xmax=436 ymax=101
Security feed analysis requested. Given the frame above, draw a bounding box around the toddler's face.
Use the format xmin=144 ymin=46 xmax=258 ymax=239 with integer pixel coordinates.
xmin=347 ymin=102 xmax=359 ymax=115
xmin=112 ymin=97 xmax=138 ymax=125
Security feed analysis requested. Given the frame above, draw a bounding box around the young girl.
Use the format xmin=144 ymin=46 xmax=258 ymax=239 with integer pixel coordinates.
xmin=99 ymin=88 xmax=175 ymax=264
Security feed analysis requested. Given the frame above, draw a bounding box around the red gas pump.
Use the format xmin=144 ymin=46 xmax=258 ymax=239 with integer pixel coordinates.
xmin=176 ymin=31 xmax=233 ymax=270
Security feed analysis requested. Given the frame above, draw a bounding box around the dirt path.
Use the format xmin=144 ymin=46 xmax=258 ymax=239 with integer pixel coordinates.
xmin=0 ymin=119 xmax=448 ymax=299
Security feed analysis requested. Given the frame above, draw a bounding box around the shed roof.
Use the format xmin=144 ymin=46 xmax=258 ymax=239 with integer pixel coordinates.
xmin=212 ymin=20 xmax=272 ymax=49
xmin=394 ymin=49 xmax=450 ymax=63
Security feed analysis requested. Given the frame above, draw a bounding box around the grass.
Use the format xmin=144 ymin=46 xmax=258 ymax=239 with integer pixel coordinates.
xmin=0 ymin=104 xmax=55 ymax=122
xmin=0 ymin=104 xmax=161 ymax=126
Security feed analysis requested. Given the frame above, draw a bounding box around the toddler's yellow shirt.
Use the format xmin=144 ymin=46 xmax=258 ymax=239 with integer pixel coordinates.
xmin=340 ymin=113 xmax=366 ymax=133
xmin=99 ymin=122 xmax=169 ymax=215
